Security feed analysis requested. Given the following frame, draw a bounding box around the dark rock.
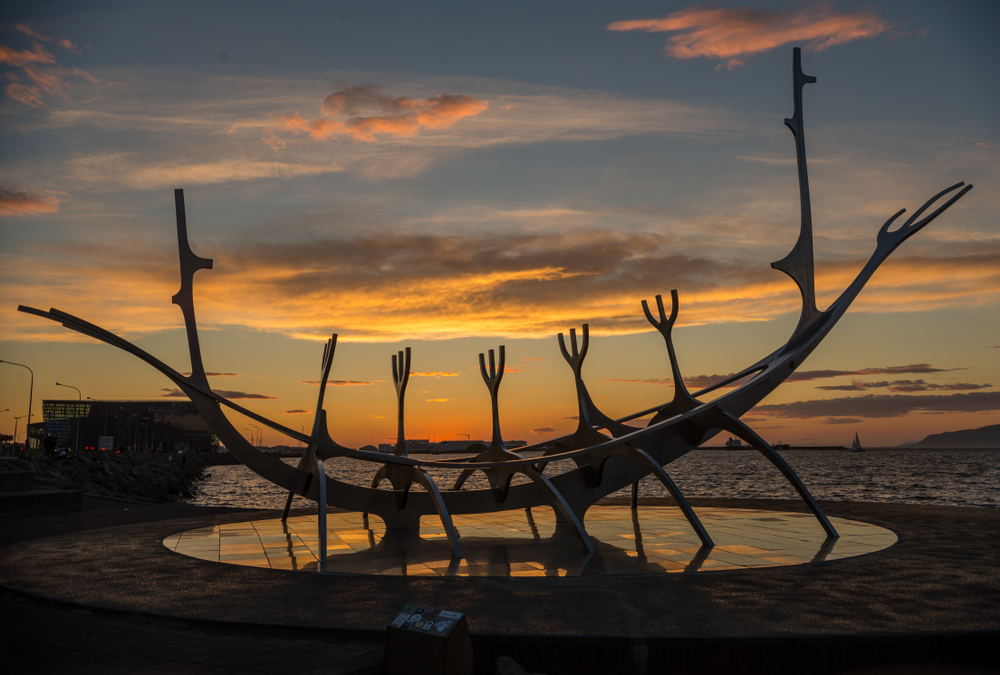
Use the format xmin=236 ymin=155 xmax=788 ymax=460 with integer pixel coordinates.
xmin=0 ymin=453 xmax=213 ymax=503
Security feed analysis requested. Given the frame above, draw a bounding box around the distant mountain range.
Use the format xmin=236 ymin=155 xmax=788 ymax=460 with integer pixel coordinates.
xmin=906 ymin=424 xmax=1000 ymax=448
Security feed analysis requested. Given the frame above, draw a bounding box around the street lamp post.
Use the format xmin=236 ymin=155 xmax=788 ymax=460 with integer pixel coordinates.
xmin=13 ymin=415 xmax=26 ymax=447
xmin=1 ymin=360 xmax=34 ymax=455
xmin=0 ymin=409 xmax=7 ymax=456
xmin=55 ymin=382 xmax=82 ymax=453
xmin=251 ymin=423 xmax=262 ymax=449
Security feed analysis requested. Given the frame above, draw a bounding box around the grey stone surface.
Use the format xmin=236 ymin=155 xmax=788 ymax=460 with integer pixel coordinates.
xmin=1 ymin=497 xmax=997 ymax=639
xmin=1 ymin=496 xmax=997 ymax=674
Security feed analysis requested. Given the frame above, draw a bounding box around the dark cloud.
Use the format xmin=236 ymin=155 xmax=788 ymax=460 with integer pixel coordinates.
xmin=222 ymin=228 xmax=770 ymax=334
xmin=159 ymin=388 xmax=276 ymax=400
xmin=818 ymin=380 xmax=991 ymax=393
xmin=532 ymin=427 xmax=556 ymax=435
xmin=283 ymin=409 xmax=310 ymax=414
xmin=300 ymin=380 xmax=372 ymax=386
xmin=754 ymin=391 xmax=1000 ymax=419
xmin=0 ymin=185 xmax=61 ymax=216
xmin=823 ymin=417 xmax=863 ymax=425
xmin=181 ymin=371 xmax=240 ymax=377
xmin=35 ymin=226 xmax=1000 ymax=342
xmin=606 ymin=364 xmax=969 ymax=392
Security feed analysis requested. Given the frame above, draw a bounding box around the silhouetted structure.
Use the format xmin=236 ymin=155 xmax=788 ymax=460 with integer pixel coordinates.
xmin=20 ymin=49 xmax=972 ymax=560
xmin=42 ymin=399 xmax=217 ymax=453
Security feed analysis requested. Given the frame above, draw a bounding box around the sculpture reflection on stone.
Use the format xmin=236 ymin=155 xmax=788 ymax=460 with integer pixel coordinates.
xmin=19 ymin=49 xmax=972 ymax=562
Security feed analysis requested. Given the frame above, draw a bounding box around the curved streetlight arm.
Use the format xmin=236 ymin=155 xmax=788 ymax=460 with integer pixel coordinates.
xmin=55 ymin=382 xmax=82 ymax=400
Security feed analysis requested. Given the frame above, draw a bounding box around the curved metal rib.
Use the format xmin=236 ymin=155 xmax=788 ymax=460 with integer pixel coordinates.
xmin=625 ymin=448 xmax=713 ymax=547
xmin=712 ymin=409 xmax=837 ymax=538
xmin=522 ymin=466 xmax=595 ymax=553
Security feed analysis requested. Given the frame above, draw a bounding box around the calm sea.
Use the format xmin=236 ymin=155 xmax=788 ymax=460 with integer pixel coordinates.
xmin=186 ymin=449 xmax=999 ymax=511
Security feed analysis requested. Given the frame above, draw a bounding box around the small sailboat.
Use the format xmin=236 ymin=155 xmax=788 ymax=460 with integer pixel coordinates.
xmin=851 ymin=432 xmax=864 ymax=453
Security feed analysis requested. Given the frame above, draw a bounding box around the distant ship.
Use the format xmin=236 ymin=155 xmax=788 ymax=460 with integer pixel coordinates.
xmin=725 ymin=437 xmax=744 ymax=448
xmin=851 ymin=432 xmax=864 ymax=453
xmin=773 ymin=440 xmax=790 ymax=450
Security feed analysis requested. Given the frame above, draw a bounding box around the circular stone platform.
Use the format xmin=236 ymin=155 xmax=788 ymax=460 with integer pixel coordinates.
xmin=164 ymin=505 xmax=896 ymax=577
xmin=2 ymin=497 xmax=997 ymax=646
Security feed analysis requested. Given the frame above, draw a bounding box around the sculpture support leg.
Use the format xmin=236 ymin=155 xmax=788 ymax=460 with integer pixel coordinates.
xmin=317 ymin=458 xmax=328 ymax=572
xmin=718 ymin=410 xmax=838 ymax=538
xmin=282 ymin=452 xmax=314 ymax=522
xmin=522 ymin=466 xmax=595 ymax=553
xmin=626 ymin=448 xmax=713 ymax=547
xmin=414 ymin=470 xmax=462 ymax=558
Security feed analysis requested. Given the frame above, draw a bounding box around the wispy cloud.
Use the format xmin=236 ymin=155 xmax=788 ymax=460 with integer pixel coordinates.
xmin=608 ymin=5 xmax=890 ymax=68
xmin=818 ymin=380 xmax=991 ymax=393
xmin=230 ymin=85 xmax=489 ymax=146
xmin=605 ymin=364 xmax=971 ymax=391
xmin=0 ymin=42 xmax=56 ymax=67
xmin=283 ymin=409 xmax=310 ymax=414
xmin=181 ymin=371 xmax=240 ymax=377
xmin=0 ymin=185 xmax=63 ymax=216
xmin=412 ymin=371 xmax=461 ymax=378
xmin=754 ymin=391 xmax=1000 ymax=419
xmin=64 ymin=154 xmax=340 ymax=191
xmin=300 ymin=380 xmax=373 ymax=386
xmin=823 ymin=417 xmax=863 ymax=425
xmin=1 ymin=24 xmax=97 ymax=107
xmin=14 ymin=24 xmax=52 ymax=42
xmin=160 ymin=387 xmax=276 ymax=399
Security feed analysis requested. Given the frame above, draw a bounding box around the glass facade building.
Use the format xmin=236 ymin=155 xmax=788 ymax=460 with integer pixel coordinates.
xmin=42 ymin=400 xmax=218 ymax=453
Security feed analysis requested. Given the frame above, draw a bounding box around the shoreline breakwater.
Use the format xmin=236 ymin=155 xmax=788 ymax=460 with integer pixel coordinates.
xmin=0 ymin=453 xmax=212 ymax=503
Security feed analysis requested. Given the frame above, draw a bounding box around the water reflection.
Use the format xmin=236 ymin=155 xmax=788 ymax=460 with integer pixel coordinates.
xmin=165 ymin=505 xmax=893 ymax=578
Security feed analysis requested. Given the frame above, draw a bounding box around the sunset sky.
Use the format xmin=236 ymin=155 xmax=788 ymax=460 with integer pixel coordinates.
xmin=1 ymin=1 xmax=997 ymax=449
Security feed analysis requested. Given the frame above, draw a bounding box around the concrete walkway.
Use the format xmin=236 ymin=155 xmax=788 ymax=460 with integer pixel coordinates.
xmin=1 ymin=497 xmax=384 ymax=675
xmin=1 ymin=495 xmax=997 ymax=674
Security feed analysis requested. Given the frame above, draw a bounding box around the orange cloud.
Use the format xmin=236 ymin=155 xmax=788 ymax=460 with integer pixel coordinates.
xmin=1 ymin=26 xmax=97 ymax=107
xmin=15 ymin=24 xmax=51 ymax=42
xmin=0 ymin=42 xmax=56 ymax=67
xmin=300 ymin=380 xmax=373 ymax=386
xmin=0 ymin=186 xmax=62 ymax=216
xmin=7 ymin=229 xmax=998 ymax=344
xmin=58 ymin=38 xmax=82 ymax=55
xmin=608 ymin=5 xmax=890 ymax=68
xmin=230 ymin=86 xmax=488 ymax=145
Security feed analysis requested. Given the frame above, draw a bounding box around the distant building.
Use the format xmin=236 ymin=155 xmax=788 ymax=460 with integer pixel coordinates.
xmin=435 ymin=440 xmax=487 ymax=454
xmin=42 ymin=399 xmax=218 ymax=453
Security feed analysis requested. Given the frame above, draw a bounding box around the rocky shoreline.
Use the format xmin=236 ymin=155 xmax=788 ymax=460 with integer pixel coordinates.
xmin=0 ymin=453 xmax=214 ymax=503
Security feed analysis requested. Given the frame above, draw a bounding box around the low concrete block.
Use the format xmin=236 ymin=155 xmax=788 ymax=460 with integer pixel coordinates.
xmin=0 ymin=489 xmax=83 ymax=517
xmin=0 ymin=471 xmax=34 ymax=492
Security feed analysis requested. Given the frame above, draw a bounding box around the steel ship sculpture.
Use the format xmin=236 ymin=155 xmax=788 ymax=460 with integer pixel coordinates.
xmin=20 ymin=50 xmax=972 ymax=560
